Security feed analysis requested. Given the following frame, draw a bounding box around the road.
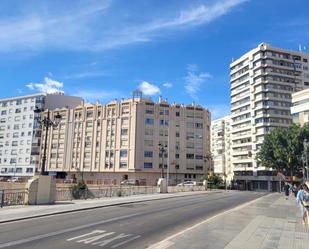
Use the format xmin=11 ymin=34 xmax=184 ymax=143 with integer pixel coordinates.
xmin=0 ymin=191 xmax=265 ymax=249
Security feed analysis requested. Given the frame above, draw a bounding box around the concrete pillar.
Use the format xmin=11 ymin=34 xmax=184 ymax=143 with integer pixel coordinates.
xmin=26 ymin=175 xmax=56 ymax=205
xmin=157 ymin=178 xmax=168 ymax=193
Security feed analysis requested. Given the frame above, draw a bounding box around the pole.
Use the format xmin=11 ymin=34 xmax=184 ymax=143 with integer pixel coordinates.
xmin=160 ymin=147 xmax=164 ymax=178
xmin=41 ymin=111 xmax=50 ymax=175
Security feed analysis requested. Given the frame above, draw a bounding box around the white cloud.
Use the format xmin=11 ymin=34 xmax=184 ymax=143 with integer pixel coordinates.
xmin=26 ymin=77 xmax=64 ymax=94
xmin=163 ymin=82 xmax=173 ymax=88
xmin=138 ymin=81 xmax=161 ymax=96
xmin=0 ymin=0 xmax=248 ymax=52
xmin=184 ymin=64 xmax=212 ymax=100
xmin=65 ymin=70 xmax=106 ymax=79
xmin=72 ymin=89 xmax=122 ymax=103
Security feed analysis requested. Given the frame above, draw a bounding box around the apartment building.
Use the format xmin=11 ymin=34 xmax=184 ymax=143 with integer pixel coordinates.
xmin=291 ymin=88 xmax=309 ymax=126
xmin=0 ymin=93 xmax=83 ymax=178
xmin=230 ymin=43 xmax=309 ymax=191
xmin=44 ymin=95 xmax=211 ymax=185
xmin=211 ymin=115 xmax=232 ymax=184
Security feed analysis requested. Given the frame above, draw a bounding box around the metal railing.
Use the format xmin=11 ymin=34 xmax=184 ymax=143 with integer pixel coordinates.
xmin=0 ymin=189 xmax=27 ymax=208
xmin=55 ymin=186 xmax=158 ymax=201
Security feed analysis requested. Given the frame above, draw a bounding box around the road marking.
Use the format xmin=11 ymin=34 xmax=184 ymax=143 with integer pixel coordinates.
xmin=92 ymin=233 xmax=132 ymax=246
xmin=67 ymin=230 xmax=106 ymax=241
xmin=110 ymin=235 xmax=141 ymax=248
xmin=68 ymin=229 xmax=141 ymax=248
xmin=147 ymin=194 xmax=268 ymax=249
xmin=0 ymin=213 xmax=140 ymax=248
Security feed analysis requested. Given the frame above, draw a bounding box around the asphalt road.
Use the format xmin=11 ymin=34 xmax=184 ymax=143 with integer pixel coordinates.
xmin=0 ymin=191 xmax=265 ymax=249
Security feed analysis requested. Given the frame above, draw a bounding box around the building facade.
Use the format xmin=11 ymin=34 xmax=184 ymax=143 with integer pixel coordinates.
xmin=0 ymin=93 xmax=83 ymax=178
xmin=211 ymin=115 xmax=232 ymax=184
xmin=230 ymin=43 xmax=309 ymax=191
xmin=291 ymin=88 xmax=309 ymax=126
xmin=44 ymin=96 xmax=211 ymax=186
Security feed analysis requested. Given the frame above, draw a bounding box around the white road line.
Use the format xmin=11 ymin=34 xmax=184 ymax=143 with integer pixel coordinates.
xmin=0 ymin=213 xmax=140 ymax=248
xmin=111 ymin=235 xmax=141 ymax=248
xmin=147 ymin=194 xmax=268 ymax=249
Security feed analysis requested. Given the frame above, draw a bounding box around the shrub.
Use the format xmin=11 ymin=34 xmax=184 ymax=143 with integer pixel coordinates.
xmin=70 ymin=182 xmax=87 ymax=199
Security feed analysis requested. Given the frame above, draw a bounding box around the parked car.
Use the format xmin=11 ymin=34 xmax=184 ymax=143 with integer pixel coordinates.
xmin=7 ymin=177 xmax=22 ymax=182
xmin=177 ymin=181 xmax=197 ymax=186
xmin=120 ymin=179 xmax=139 ymax=185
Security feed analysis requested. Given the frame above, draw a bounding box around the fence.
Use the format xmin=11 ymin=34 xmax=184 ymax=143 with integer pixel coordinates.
xmin=55 ymin=186 xmax=158 ymax=201
xmin=0 ymin=189 xmax=27 ymax=208
xmin=0 ymin=185 xmax=208 ymax=206
xmin=168 ymin=185 xmax=207 ymax=193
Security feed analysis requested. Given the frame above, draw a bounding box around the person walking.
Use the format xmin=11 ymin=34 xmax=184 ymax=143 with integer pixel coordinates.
xmin=284 ymin=182 xmax=290 ymax=199
xmin=297 ymin=183 xmax=309 ymax=225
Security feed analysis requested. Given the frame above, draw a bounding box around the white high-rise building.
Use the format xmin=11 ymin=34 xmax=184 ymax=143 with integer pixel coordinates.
xmin=230 ymin=43 xmax=309 ymax=191
xmin=211 ymin=115 xmax=232 ymax=184
xmin=0 ymin=93 xmax=83 ymax=178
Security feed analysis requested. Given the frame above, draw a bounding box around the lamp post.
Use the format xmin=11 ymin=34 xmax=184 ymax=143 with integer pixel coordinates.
xmin=304 ymin=139 xmax=309 ymax=180
xmin=158 ymin=143 xmax=167 ymax=178
xmin=34 ymin=107 xmax=62 ymax=175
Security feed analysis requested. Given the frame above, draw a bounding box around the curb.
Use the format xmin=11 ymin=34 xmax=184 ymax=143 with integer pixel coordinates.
xmin=0 ymin=190 xmax=223 ymax=224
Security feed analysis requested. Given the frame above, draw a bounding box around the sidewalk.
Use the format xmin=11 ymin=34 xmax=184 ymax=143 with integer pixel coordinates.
xmin=150 ymin=193 xmax=309 ymax=249
xmin=0 ymin=190 xmax=220 ymax=223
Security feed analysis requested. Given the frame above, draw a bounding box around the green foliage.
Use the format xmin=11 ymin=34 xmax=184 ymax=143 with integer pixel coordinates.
xmin=257 ymin=123 xmax=309 ymax=176
xmin=70 ymin=182 xmax=87 ymax=199
xmin=207 ymin=174 xmax=223 ymax=186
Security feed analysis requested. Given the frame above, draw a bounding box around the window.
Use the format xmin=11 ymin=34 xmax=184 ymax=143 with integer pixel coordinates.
xmin=144 ymin=140 xmax=153 ymax=146
xmin=145 ymin=109 xmax=154 ymax=114
xmin=176 ymin=131 xmax=180 ymax=137
xmin=145 ymin=118 xmax=154 ymax=125
xmin=186 ymin=153 xmax=194 ymax=159
xmin=120 ymin=162 xmax=127 ymax=168
xmin=195 ymin=123 xmax=203 ymax=129
xmin=144 ymin=162 xmax=153 ymax=168
xmin=86 ymin=111 xmax=93 ymax=118
xmin=120 ymin=150 xmax=128 ymax=157
xmin=145 ymin=129 xmax=153 ymax=136
xmin=121 ymin=129 xmax=128 ymax=135
xmin=176 ymin=111 xmax=180 ymax=117
xmin=26 ymin=168 xmax=33 ymax=173
xmin=175 ymin=153 xmax=179 ymax=159
xmin=144 ymin=151 xmax=153 ymax=157
xmin=15 ymin=108 xmax=21 ymax=113
xmin=159 ymin=120 xmax=168 ymax=126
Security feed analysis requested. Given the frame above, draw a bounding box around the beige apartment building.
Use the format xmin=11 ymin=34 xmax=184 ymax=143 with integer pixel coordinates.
xmin=291 ymin=88 xmax=309 ymax=125
xmin=230 ymin=43 xmax=309 ymax=191
xmin=43 ymin=94 xmax=211 ymax=185
xmin=211 ymin=115 xmax=232 ymax=184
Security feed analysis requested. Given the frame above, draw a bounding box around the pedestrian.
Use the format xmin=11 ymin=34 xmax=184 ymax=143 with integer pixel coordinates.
xmin=292 ymin=184 xmax=298 ymax=198
xmin=297 ymin=183 xmax=309 ymax=225
xmin=284 ymin=182 xmax=290 ymax=199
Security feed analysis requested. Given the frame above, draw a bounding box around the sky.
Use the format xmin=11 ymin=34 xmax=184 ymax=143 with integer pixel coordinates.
xmin=0 ymin=0 xmax=309 ymax=119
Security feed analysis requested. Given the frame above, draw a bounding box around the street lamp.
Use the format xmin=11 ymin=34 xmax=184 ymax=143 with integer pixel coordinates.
xmin=303 ymin=139 xmax=309 ymax=180
xmin=158 ymin=143 xmax=167 ymax=178
xmin=34 ymin=107 xmax=62 ymax=175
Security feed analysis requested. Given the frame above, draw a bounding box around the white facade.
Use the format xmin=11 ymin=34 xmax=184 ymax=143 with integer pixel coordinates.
xmin=291 ymin=88 xmax=309 ymax=126
xmin=0 ymin=93 xmax=83 ymax=177
xmin=230 ymin=43 xmax=309 ymax=191
xmin=211 ymin=115 xmax=232 ymax=183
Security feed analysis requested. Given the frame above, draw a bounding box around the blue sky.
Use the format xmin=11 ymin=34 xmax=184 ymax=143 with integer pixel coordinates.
xmin=0 ymin=0 xmax=309 ymax=119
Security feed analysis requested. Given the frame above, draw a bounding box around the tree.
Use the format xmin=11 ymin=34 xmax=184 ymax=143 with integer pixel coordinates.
xmin=257 ymin=123 xmax=309 ymax=176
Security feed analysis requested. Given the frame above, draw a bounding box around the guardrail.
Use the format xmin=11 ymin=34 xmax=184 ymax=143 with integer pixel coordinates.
xmin=0 ymin=189 xmax=27 ymax=208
